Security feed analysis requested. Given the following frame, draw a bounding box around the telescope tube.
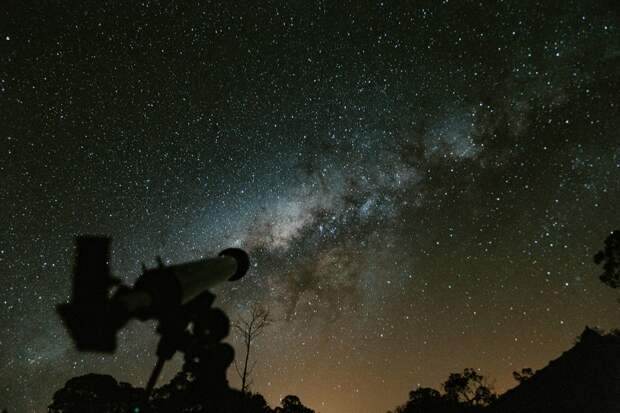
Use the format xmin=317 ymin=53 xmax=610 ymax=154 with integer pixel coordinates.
xmin=119 ymin=248 xmax=250 ymax=319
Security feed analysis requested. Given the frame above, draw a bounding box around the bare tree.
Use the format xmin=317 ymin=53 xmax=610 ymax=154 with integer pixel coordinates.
xmin=233 ymin=305 xmax=271 ymax=393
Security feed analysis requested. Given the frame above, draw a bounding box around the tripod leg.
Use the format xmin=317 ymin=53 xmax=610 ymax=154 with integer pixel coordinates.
xmin=145 ymin=357 xmax=166 ymax=398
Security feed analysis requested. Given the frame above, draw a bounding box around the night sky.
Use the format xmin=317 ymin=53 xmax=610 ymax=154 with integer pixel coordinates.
xmin=1 ymin=1 xmax=620 ymax=412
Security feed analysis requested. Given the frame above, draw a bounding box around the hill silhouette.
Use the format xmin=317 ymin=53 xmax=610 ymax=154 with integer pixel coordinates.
xmin=487 ymin=327 xmax=620 ymax=413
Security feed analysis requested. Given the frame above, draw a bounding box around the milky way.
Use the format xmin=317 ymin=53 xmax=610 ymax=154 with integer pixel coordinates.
xmin=1 ymin=2 xmax=620 ymax=412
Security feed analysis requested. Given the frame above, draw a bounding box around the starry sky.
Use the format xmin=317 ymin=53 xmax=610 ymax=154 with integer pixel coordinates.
xmin=1 ymin=1 xmax=620 ymax=412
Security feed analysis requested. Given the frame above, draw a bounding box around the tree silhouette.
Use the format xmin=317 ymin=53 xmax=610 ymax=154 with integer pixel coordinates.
xmin=390 ymin=369 xmax=497 ymax=413
xmin=512 ymin=368 xmax=534 ymax=384
xmin=392 ymin=387 xmax=451 ymax=413
xmin=594 ymin=230 xmax=620 ymax=288
xmin=233 ymin=305 xmax=271 ymax=393
xmin=408 ymin=387 xmax=442 ymax=404
xmin=48 ymin=374 xmax=144 ymax=413
xmin=274 ymin=395 xmax=315 ymax=413
xmin=442 ymin=368 xmax=496 ymax=407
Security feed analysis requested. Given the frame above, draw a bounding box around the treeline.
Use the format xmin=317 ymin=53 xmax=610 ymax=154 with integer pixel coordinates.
xmin=46 ymin=371 xmax=314 ymax=413
xmin=2 ymin=327 xmax=613 ymax=413
xmin=40 ymin=365 xmax=524 ymax=413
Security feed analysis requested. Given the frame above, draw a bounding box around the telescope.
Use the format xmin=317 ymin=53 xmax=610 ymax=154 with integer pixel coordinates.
xmin=57 ymin=236 xmax=250 ymax=395
xmin=58 ymin=236 xmax=249 ymax=352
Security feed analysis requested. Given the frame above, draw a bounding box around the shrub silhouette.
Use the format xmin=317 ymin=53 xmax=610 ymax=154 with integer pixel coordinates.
xmin=512 ymin=368 xmax=534 ymax=384
xmin=594 ymin=230 xmax=620 ymax=288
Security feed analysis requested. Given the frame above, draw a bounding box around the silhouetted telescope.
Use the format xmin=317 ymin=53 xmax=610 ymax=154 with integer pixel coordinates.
xmin=57 ymin=236 xmax=250 ymax=352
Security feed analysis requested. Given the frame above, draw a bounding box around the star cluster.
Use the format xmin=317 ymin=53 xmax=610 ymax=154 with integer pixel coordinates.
xmin=1 ymin=2 xmax=619 ymax=412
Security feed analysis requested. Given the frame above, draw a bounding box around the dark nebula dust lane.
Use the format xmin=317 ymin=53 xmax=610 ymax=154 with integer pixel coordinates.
xmin=1 ymin=1 xmax=619 ymax=412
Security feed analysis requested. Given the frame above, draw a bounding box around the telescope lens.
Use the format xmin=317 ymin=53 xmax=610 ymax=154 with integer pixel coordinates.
xmin=219 ymin=248 xmax=250 ymax=281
